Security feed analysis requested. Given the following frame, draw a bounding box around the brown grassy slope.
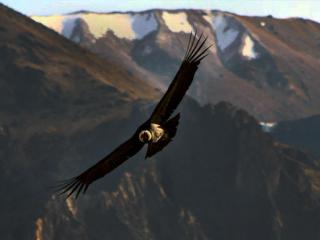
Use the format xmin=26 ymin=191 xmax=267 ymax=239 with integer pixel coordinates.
xmin=0 ymin=4 xmax=159 ymax=101
xmin=238 ymin=15 xmax=320 ymax=109
xmin=0 ymin=3 xmax=160 ymax=136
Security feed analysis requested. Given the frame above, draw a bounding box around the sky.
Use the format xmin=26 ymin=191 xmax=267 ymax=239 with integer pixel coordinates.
xmin=1 ymin=0 xmax=320 ymax=23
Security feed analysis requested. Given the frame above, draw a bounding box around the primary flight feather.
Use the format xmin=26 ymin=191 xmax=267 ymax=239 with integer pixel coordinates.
xmin=56 ymin=32 xmax=211 ymax=198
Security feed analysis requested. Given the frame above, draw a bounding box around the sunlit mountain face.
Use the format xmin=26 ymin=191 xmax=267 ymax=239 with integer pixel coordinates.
xmin=1 ymin=3 xmax=320 ymax=240
xmin=32 ymin=9 xmax=320 ymax=121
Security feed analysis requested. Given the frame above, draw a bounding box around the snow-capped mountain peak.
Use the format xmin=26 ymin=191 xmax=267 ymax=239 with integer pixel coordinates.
xmin=33 ymin=12 xmax=159 ymax=40
xmin=31 ymin=9 xmax=320 ymax=121
xmin=162 ymin=11 xmax=193 ymax=33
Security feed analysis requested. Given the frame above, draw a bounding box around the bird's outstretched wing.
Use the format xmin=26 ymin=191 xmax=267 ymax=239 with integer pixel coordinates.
xmin=55 ymin=134 xmax=144 ymax=198
xmin=150 ymin=32 xmax=211 ymax=124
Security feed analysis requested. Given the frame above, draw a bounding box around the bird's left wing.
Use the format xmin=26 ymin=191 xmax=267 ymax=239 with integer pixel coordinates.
xmin=150 ymin=32 xmax=211 ymax=124
xmin=55 ymin=134 xmax=144 ymax=198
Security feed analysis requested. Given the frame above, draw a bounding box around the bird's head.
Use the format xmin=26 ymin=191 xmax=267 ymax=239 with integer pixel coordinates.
xmin=139 ymin=130 xmax=152 ymax=143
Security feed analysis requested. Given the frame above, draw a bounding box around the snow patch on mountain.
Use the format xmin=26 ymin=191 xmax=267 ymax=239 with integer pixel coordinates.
xmin=32 ymin=13 xmax=158 ymax=40
xmin=260 ymin=122 xmax=277 ymax=132
xmin=204 ymin=13 xmax=239 ymax=51
xmin=162 ymin=12 xmax=193 ymax=33
xmin=33 ymin=15 xmax=79 ymax=38
xmin=76 ymin=13 xmax=135 ymax=39
xmin=32 ymin=15 xmax=66 ymax=33
xmin=240 ymin=34 xmax=258 ymax=60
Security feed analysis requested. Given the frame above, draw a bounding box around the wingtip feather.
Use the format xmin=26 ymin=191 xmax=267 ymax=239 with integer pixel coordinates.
xmin=52 ymin=176 xmax=89 ymax=199
xmin=184 ymin=30 xmax=211 ymax=65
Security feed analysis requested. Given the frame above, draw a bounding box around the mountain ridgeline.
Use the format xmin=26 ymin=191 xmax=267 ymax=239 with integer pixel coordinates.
xmin=32 ymin=9 xmax=320 ymax=121
xmin=271 ymin=114 xmax=320 ymax=158
xmin=0 ymin=3 xmax=320 ymax=240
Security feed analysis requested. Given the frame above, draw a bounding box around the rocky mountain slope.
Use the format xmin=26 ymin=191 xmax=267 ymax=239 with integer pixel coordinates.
xmin=31 ymin=101 xmax=320 ymax=240
xmin=1 ymin=5 xmax=159 ymax=114
xmin=32 ymin=9 xmax=320 ymax=121
xmin=271 ymin=114 xmax=320 ymax=157
xmin=0 ymin=3 xmax=158 ymax=239
xmin=1 ymin=3 xmax=320 ymax=240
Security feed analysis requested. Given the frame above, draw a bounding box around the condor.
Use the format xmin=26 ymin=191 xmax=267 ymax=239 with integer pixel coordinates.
xmin=56 ymin=32 xmax=211 ymax=198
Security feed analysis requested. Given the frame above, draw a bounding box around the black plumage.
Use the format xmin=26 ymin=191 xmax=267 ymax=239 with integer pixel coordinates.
xmin=55 ymin=32 xmax=211 ymax=198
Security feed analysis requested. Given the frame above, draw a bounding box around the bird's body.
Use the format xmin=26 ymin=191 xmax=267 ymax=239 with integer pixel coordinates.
xmin=149 ymin=123 xmax=165 ymax=142
xmin=56 ymin=32 xmax=211 ymax=198
xmin=139 ymin=123 xmax=165 ymax=143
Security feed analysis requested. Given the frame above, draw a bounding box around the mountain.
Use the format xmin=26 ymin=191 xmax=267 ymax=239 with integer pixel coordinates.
xmin=0 ymin=3 xmax=158 ymax=239
xmin=32 ymin=9 xmax=320 ymax=121
xmin=271 ymin=114 xmax=320 ymax=157
xmin=1 ymin=5 xmax=160 ymax=114
xmin=1 ymin=3 xmax=320 ymax=240
xmin=34 ymin=101 xmax=320 ymax=240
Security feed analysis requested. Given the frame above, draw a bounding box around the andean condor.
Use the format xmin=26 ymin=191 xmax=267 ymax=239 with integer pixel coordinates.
xmin=56 ymin=31 xmax=211 ymax=198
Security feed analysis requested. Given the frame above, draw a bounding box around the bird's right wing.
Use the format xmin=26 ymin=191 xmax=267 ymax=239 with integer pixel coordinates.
xmin=55 ymin=134 xmax=144 ymax=198
xmin=150 ymin=32 xmax=211 ymax=124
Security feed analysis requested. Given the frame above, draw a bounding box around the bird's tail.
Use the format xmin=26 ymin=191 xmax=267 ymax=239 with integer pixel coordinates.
xmin=164 ymin=113 xmax=180 ymax=138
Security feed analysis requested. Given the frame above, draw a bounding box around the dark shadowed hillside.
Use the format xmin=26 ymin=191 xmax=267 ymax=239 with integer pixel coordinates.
xmin=33 ymin=101 xmax=320 ymax=240
xmin=1 ymin=3 xmax=320 ymax=240
xmin=271 ymin=115 xmax=320 ymax=157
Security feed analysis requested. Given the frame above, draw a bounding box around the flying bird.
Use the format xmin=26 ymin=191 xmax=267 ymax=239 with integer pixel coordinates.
xmin=56 ymin=32 xmax=211 ymax=198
